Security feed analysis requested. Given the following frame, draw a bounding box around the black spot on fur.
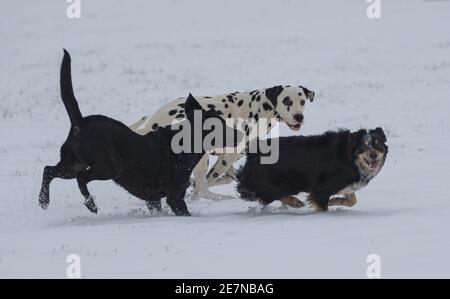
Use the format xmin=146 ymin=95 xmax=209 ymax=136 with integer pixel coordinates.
xmin=249 ymin=102 xmax=252 ymax=108
xmin=222 ymin=160 xmax=227 ymax=166
xmin=265 ymin=85 xmax=283 ymax=107
xmin=224 ymin=104 xmax=229 ymax=108
xmin=249 ymin=112 xmax=253 ymax=118
xmin=256 ymin=95 xmax=261 ymax=102
xmin=227 ymin=95 xmax=234 ymax=103
xmin=207 ymin=104 xmax=216 ymax=110
xmin=254 ymin=114 xmax=259 ymax=122
xmin=228 ymin=113 xmax=232 ymax=118
xmin=178 ymin=103 xmax=185 ymax=108
xmin=301 ymin=99 xmax=305 ymax=106
xmin=222 ymin=99 xmax=226 ymax=102
xmin=168 ymin=109 xmax=177 ymax=116
xmin=263 ymin=103 xmax=273 ymax=111
xmin=237 ymin=100 xmax=244 ymax=107
xmin=175 ymin=114 xmax=185 ymax=119
xmin=213 ymin=172 xmax=219 ymax=179
xmin=216 ymin=110 xmax=224 ymax=116
xmin=152 ymin=123 xmax=158 ymax=130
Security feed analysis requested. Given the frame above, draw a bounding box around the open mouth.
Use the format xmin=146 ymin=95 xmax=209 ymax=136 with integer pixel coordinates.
xmin=365 ymin=158 xmax=379 ymax=170
xmin=287 ymin=123 xmax=302 ymax=131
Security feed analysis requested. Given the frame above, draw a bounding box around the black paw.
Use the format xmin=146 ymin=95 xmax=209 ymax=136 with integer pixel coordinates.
xmin=39 ymin=188 xmax=50 ymax=210
xmin=84 ymin=196 xmax=98 ymax=214
xmin=174 ymin=209 xmax=191 ymax=216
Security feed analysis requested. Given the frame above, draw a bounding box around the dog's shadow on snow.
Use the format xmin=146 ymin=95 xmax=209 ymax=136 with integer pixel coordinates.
xmin=45 ymin=207 xmax=175 ymax=228
xmin=45 ymin=204 xmax=412 ymax=228
xmin=238 ymin=205 xmax=412 ymax=219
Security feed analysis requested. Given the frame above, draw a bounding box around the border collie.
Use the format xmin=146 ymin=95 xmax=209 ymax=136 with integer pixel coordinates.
xmin=237 ymin=128 xmax=388 ymax=211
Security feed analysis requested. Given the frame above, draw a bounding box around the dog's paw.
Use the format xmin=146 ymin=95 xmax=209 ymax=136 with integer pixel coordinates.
xmin=39 ymin=189 xmax=50 ymax=210
xmin=84 ymin=196 xmax=98 ymax=214
xmin=173 ymin=208 xmax=191 ymax=216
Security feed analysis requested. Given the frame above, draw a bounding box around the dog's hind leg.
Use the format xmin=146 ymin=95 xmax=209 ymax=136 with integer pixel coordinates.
xmin=166 ymin=188 xmax=190 ymax=216
xmin=329 ymin=192 xmax=357 ymax=207
xmin=39 ymin=163 xmax=77 ymax=210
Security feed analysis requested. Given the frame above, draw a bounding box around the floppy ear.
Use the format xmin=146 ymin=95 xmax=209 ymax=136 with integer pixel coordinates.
xmin=371 ymin=127 xmax=387 ymax=143
xmin=302 ymin=87 xmax=315 ymax=102
xmin=184 ymin=93 xmax=203 ymax=114
xmin=347 ymin=129 xmax=365 ymax=160
xmin=265 ymin=85 xmax=284 ymax=107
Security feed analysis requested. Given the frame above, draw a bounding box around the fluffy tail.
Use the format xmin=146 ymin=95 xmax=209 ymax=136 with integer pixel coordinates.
xmin=60 ymin=49 xmax=83 ymax=126
xmin=236 ymin=165 xmax=258 ymax=200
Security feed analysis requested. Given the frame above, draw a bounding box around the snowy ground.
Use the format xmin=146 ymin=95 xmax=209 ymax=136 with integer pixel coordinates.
xmin=1 ymin=0 xmax=450 ymax=278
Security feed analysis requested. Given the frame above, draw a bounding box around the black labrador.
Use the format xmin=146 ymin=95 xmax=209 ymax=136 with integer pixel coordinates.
xmin=39 ymin=50 xmax=241 ymax=216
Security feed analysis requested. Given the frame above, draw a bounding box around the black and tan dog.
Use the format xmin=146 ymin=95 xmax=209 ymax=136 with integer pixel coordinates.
xmin=237 ymin=128 xmax=388 ymax=211
xmin=39 ymin=50 xmax=241 ymax=216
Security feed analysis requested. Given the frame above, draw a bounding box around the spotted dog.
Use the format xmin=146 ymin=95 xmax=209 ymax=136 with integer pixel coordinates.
xmin=130 ymin=85 xmax=315 ymax=199
xmin=237 ymin=128 xmax=388 ymax=211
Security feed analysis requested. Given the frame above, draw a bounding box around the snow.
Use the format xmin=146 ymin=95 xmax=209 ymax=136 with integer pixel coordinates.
xmin=1 ymin=0 xmax=450 ymax=278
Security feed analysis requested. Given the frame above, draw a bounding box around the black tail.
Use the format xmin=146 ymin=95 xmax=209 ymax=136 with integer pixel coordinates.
xmin=60 ymin=49 xmax=83 ymax=126
xmin=236 ymin=165 xmax=258 ymax=200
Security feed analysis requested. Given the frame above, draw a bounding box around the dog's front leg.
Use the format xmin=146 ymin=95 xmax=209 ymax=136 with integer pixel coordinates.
xmin=329 ymin=193 xmax=357 ymax=207
xmin=206 ymin=153 xmax=243 ymax=185
xmin=167 ymin=188 xmax=190 ymax=216
xmin=191 ymin=153 xmax=209 ymax=197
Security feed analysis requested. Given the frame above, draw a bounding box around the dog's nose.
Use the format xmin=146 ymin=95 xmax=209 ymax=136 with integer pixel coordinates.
xmin=370 ymin=151 xmax=377 ymax=160
xmin=293 ymin=114 xmax=304 ymax=123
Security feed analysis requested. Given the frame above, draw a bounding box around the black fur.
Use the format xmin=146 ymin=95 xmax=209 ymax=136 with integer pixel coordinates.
xmin=39 ymin=50 xmax=240 ymax=216
xmin=237 ymin=129 xmax=388 ymax=211
xmin=265 ymin=85 xmax=284 ymax=107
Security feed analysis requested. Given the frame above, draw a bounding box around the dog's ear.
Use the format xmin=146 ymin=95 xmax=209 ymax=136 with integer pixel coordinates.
xmin=371 ymin=127 xmax=387 ymax=143
xmin=265 ymin=85 xmax=284 ymax=107
xmin=302 ymin=87 xmax=315 ymax=102
xmin=184 ymin=93 xmax=203 ymax=114
xmin=347 ymin=129 xmax=366 ymax=160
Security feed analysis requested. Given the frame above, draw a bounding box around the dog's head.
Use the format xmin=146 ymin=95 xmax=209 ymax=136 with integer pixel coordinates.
xmin=265 ymin=85 xmax=315 ymax=131
xmin=183 ymin=93 xmax=244 ymax=151
xmin=347 ymin=128 xmax=388 ymax=176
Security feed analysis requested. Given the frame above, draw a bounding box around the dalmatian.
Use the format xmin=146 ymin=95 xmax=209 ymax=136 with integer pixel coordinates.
xmin=130 ymin=85 xmax=315 ymax=200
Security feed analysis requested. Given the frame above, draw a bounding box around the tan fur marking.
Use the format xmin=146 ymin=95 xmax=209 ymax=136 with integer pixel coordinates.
xmin=279 ymin=195 xmax=305 ymax=208
xmin=329 ymin=193 xmax=357 ymax=207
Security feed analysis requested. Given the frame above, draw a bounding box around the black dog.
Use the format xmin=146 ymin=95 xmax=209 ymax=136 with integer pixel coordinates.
xmin=237 ymin=128 xmax=388 ymax=211
xmin=39 ymin=50 xmax=241 ymax=216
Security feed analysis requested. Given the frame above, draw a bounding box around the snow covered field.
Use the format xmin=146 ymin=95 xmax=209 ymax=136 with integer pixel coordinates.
xmin=1 ymin=0 xmax=450 ymax=278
